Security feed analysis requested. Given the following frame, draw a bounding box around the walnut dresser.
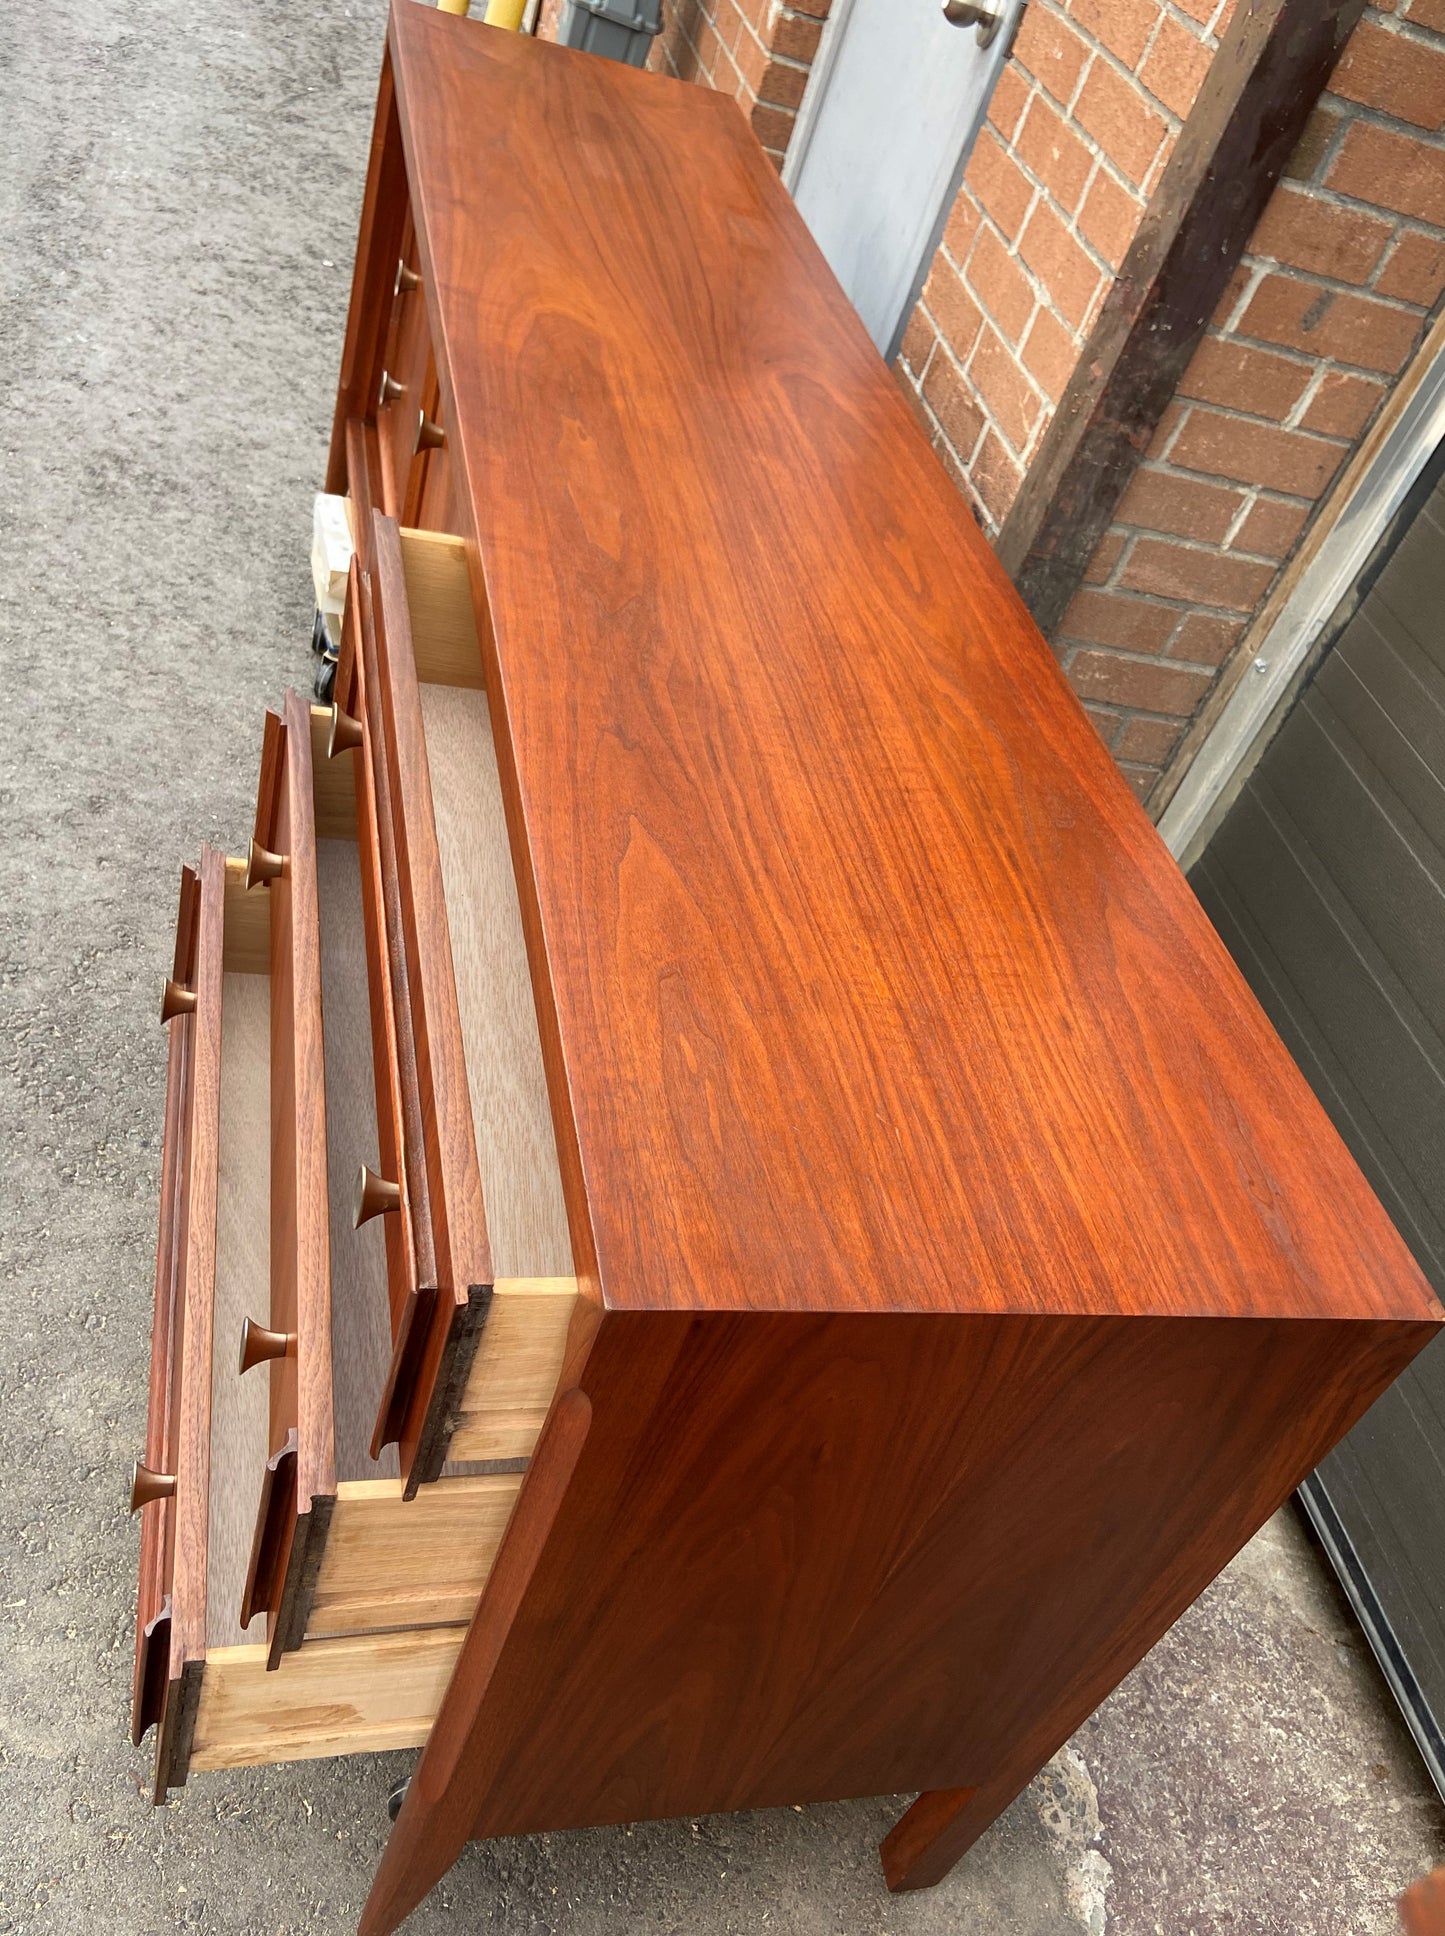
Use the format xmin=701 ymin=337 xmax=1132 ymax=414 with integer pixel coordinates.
xmin=128 ymin=7 xmax=1442 ymax=1931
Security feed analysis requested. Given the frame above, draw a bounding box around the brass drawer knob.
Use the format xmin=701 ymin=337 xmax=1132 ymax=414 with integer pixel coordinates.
xmin=244 ymin=839 xmax=288 ymax=890
xmin=395 ymin=258 xmax=420 ymax=295
xmin=416 ymin=412 xmax=446 ymax=453
xmin=130 ymin=1461 xmax=176 ymax=1513
xmin=160 ymin=977 xmax=197 ymax=1025
xmin=378 ymin=369 xmax=405 ymax=408
xmin=238 ymin=1318 xmax=296 ymax=1375
xmin=354 ymin=1164 xmax=402 ymax=1227
xmin=328 ymin=703 xmax=364 ymax=758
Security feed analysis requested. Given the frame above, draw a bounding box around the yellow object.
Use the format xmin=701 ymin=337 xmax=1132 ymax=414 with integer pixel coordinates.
xmin=436 ymin=0 xmax=471 ymax=14
xmin=483 ymin=0 xmax=527 ymax=23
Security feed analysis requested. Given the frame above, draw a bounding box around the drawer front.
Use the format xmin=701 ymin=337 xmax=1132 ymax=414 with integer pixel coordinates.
xmin=376 ymin=216 xmax=433 ymax=526
xmin=133 ymin=835 xmax=524 ymax=1791
xmin=365 ymin=513 xmax=496 ymax=1493
xmin=238 ymin=693 xmax=339 ymax=1662
xmin=131 ymin=847 xmax=229 ymax=1797
xmin=131 ymin=865 xmax=202 ymax=1752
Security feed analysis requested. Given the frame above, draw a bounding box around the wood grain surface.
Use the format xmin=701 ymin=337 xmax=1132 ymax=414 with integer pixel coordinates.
xmin=132 ymin=866 xmax=200 ymax=1746
xmin=317 ymin=835 xmax=401 ymax=1483
xmin=307 ymin=1474 xmax=521 ymax=1638
xmin=368 ymin=514 xmax=493 ymax=1488
xmin=367 ymin=1305 xmax=1433 ymax=1932
xmin=343 ymin=563 xmax=431 ymax=1380
xmin=189 ymin=1627 xmax=464 ymax=1772
xmin=157 ymin=845 xmax=226 ymax=1794
xmin=207 ymin=969 xmax=270 ymax=1648
xmin=386 ymin=8 xmax=1437 ymax=1332
xmin=419 ymin=681 xmax=572 ymax=1278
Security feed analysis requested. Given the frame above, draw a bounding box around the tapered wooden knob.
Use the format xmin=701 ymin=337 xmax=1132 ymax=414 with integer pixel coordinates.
xmin=416 ymin=412 xmax=446 ymax=453
xmin=238 ymin=1318 xmax=296 ymax=1376
xmin=160 ymin=978 xmax=197 ymax=1025
xmin=354 ymin=1164 xmax=402 ymax=1227
xmin=395 ymin=259 xmax=420 ymax=295
xmin=378 ymin=369 xmax=405 ymax=408
xmin=245 ymin=839 xmax=288 ymax=890
xmin=328 ymin=703 xmax=364 ymax=758
xmin=130 ymin=1462 xmax=176 ymax=1513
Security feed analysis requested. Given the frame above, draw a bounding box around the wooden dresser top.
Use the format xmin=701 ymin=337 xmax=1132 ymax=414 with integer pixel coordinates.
xmin=388 ymin=3 xmax=1437 ymax=1329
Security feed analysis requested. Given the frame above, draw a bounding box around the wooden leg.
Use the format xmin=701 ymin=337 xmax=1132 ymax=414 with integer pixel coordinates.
xmin=880 ymin=1770 xmax=1049 ymax=1893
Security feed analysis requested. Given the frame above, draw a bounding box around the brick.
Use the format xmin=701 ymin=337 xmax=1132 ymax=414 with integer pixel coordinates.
xmin=1083 ymin=530 xmax=1126 ymax=585
xmin=1408 ymin=0 xmax=1445 ymax=26
xmin=1019 ymin=199 xmax=1105 ymax=329
xmin=1075 ymin=60 xmax=1170 ymax=189
xmin=967 ymin=223 xmax=1037 ymax=343
xmin=1233 ymin=495 xmax=1311 ymax=559
xmin=1248 ymin=183 xmax=1394 ymax=285
xmin=1141 ymin=14 xmax=1214 ymax=119
xmin=1168 ymin=611 xmax=1245 ymax=667
xmin=756 ymin=56 xmax=808 ymax=109
xmin=1113 ymin=714 xmax=1185 ymax=764
xmin=1021 ymin=303 xmax=1079 ymax=402
xmin=941 ymin=188 xmax=982 ymax=266
xmin=922 ymin=350 xmax=986 ymax=460
xmin=1171 ymin=0 xmax=1217 ymax=20
xmin=1068 ymin=649 xmax=1213 ymax=716
xmin=1015 ymin=95 xmax=1094 ymax=215
xmin=1211 ymin=260 xmax=1255 ymax=330
xmin=1238 ymin=273 xmax=1424 ymax=374
xmin=1057 ymin=588 xmax=1181 ymax=654
xmin=897 ymin=307 xmax=937 ymax=382
xmin=1118 ymin=535 xmax=1278 ymax=611
xmin=969 ymin=427 xmax=1025 ymax=528
xmin=1177 ymin=335 xmax=1312 ymax=421
xmin=1082 ymin=702 xmax=1123 ymax=748
xmin=1377 ymin=227 xmax=1445 ymax=306
xmin=986 ymin=62 xmax=1032 ymax=144
xmin=1284 ymin=103 xmax=1346 ymax=185
xmin=1078 ymin=167 xmax=1142 ymax=270
xmin=770 ymin=11 xmax=822 ymax=60
xmin=968 ymin=127 xmax=1036 ymax=242
xmin=1171 ymin=408 xmax=1347 ymax=498
xmin=1118 ymin=761 xmax=1161 ymax=801
xmin=1331 ymin=19 xmax=1445 ymax=131
xmin=1301 ymin=368 xmax=1387 ymax=439
xmin=1069 ymin=0 xmax=1159 ymax=68
xmin=1328 ymin=121 xmax=1445 ymax=227
xmin=922 ymin=258 xmax=984 ymax=363
xmin=969 ymin=323 xmax=1045 ymax=454
xmin=1014 ymin=6 xmax=1090 ymax=107
xmin=1147 ymin=399 xmax=1186 ymax=460
xmin=1116 ymin=467 xmax=1246 ymax=544
xmin=749 ymin=101 xmax=796 ymax=149
xmin=786 ymin=0 xmax=831 ymax=15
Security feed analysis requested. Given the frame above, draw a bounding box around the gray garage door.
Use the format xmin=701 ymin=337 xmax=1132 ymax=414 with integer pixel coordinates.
xmin=1191 ymin=467 xmax=1445 ymax=1793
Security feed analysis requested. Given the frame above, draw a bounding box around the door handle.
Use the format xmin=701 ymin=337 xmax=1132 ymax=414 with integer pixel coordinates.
xmin=941 ymin=0 xmax=1005 ymax=47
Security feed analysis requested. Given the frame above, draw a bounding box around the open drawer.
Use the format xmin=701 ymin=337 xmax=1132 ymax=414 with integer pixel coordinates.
xmin=129 ymin=759 xmax=534 ymax=1792
xmin=334 ymin=517 xmax=580 ymax=1488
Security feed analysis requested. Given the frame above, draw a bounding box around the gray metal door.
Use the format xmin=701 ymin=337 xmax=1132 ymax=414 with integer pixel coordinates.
xmin=785 ymin=0 xmax=1018 ymax=358
xmin=1191 ymin=465 xmax=1445 ymax=1794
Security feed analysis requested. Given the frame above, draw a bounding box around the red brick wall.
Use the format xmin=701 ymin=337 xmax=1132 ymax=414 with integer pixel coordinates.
xmin=1061 ymin=0 xmax=1445 ymax=802
xmin=891 ymin=0 xmax=1239 ymax=532
xmin=650 ymin=0 xmax=831 ymax=167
